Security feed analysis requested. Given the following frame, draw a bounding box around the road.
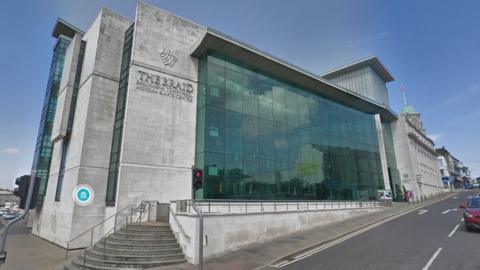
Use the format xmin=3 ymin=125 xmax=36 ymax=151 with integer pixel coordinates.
xmin=266 ymin=191 xmax=478 ymax=270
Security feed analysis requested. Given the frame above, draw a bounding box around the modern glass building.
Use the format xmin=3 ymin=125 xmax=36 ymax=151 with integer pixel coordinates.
xmin=31 ymin=36 xmax=70 ymax=207
xmin=195 ymin=53 xmax=396 ymax=201
xmin=32 ymin=3 xmax=403 ymax=249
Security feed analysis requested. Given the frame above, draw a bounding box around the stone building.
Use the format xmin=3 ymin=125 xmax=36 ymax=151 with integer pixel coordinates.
xmin=29 ymin=2 xmax=404 ymax=261
xmin=391 ymin=105 xmax=444 ymax=201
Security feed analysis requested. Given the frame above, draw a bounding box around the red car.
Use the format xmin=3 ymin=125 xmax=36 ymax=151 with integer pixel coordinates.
xmin=459 ymin=195 xmax=480 ymax=231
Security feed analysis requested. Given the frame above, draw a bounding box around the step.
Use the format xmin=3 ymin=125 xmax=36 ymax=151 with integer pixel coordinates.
xmin=68 ymin=259 xmax=143 ymax=270
xmin=92 ymin=245 xmax=182 ymax=255
xmin=121 ymin=226 xmax=172 ymax=233
xmin=98 ymin=239 xmax=180 ymax=250
xmin=86 ymin=249 xmax=184 ymax=262
xmin=75 ymin=253 xmax=186 ymax=268
xmin=107 ymin=235 xmax=177 ymax=244
xmin=118 ymin=227 xmax=172 ymax=235
xmin=126 ymin=224 xmax=170 ymax=231
xmin=113 ymin=231 xmax=174 ymax=240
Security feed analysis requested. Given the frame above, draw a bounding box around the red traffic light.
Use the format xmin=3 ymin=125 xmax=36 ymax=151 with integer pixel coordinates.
xmin=194 ymin=169 xmax=202 ymax=179
xmin=192 ymin=168 xmax=203 ymax=190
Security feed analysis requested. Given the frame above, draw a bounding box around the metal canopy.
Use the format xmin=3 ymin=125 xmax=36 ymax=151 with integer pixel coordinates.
xmin=52 ymin=18 xmax=84 ymax=38
xmin=191 ymin=28 xmax=397 ymax=122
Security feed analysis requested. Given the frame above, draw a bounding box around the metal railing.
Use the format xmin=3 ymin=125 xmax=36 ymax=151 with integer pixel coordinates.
xmin=176 ymin=199 xmax=382 ymax=214
xmin=168 ymin=203 xmax=190 ymax=242
xmin=64 ymin=200 xmax=157 ymax=267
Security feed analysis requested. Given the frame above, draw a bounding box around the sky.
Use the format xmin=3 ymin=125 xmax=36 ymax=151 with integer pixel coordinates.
xmin=0 ymin=0 xmax=479 ymax=189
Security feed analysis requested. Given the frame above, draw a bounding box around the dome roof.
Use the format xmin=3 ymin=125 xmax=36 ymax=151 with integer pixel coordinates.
xmin=401 ymin=105 xmax=419 ymax=114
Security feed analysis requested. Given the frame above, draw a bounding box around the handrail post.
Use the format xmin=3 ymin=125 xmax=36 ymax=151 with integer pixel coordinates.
xmin=90 ymin=229 xmax=94 ymax=246
xmin=191 ymin=199 xmax=203 ymax=270
xmin=65 ymin=242 xmax=70 ymax=260
xmin=191 ymin=166 xmax=204 ymax=270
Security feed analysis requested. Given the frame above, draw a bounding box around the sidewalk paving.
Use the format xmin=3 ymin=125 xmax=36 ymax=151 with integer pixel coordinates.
xmin=2 ymin=193 xmax=454 ymax=270
xmin=3 ymin=230 xmax=66 ymax=270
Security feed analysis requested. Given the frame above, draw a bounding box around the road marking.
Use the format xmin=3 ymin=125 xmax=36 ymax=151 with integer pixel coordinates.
xmin=442 ymin=209 xmax=451 ymax=214
xmin=422 ymin=247 xmax=442 ymax=270
xmin=461 ymin=218 xmax=464 ymax=222
xmin=452 ymin=209 xmax=458 ymax=212
xmin=453 ymin=196 xmax=458 ymax=199
xmin=418 ymin=209 xmax=429 ymax=215
xmin=263 ymin=193 xmax=458 ymax=269
xmin=448 ymin=224 xmax=460 ymax=238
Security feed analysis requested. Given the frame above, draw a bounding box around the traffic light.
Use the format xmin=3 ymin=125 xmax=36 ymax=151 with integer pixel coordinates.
xmin=13 ymin=175 xmax=39 ymax=209
xmin=192 ymin=168 xmax=203 ymax=191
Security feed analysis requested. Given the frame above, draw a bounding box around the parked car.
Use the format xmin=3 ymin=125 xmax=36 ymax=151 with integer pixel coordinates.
xmin=459 ymin=195 xmax=480 ymax=231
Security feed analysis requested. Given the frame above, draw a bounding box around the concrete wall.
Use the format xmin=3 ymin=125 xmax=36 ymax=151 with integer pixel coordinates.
xmin=327 ymin=66 xmax=390 ymax=107
xmin=52 ymin=34 xmax=82 ymax=142
xmin=169 ymin=204 xmax=383 ymax=264
xmin=114 ymin=2 xmax=207 ymax=211
xmin=33 ymin=8 xmax=132 ymax=248
xmin=374 ymin=114 xmax=392 ymax=192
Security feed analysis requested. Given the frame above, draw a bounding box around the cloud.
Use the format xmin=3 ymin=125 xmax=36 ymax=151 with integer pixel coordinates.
xmin=3 ymin=148 xmax=20 ymax=155
xmin=427 ymin=134 xmax=442 ymax=143
xmin=443 ymin=108 xmax=480 ymax=127
xmin=345 ymin=30 xmax=390 ymax=48
xmin=435 ymin=82 xmax=480 ymax=111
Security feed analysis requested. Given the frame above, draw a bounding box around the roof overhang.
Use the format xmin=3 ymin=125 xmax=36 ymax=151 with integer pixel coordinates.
xmin=321 ymin=56 xmax=394 ymax=83
xmin=191 ymin=29 xmax=397 ymax=122
xmin=52 ymin=18 xmax=84 ymax=38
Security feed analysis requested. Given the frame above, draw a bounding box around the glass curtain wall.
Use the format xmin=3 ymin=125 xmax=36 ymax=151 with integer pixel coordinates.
xmin=195 ymin=52 xmax=386 ymax=201
xmin=31 ymin=37 xmax=70 ymax=207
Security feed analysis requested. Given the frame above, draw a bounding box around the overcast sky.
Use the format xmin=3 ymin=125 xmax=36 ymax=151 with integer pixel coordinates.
xmin=0 ymin=0 xmax=479 ymax=188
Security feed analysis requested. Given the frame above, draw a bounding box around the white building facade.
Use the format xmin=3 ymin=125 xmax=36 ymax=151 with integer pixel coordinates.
xmin=391 ymin=106 xmax=444 ymax=201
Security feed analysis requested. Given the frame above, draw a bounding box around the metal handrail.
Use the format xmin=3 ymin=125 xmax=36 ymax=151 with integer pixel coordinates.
xmin=180 ymin=199 xmax=382 ymax=214
xmin=64 ymin=201 xmax=154 ymax=262
xmin=66 ymin=204 xmax=133 ymax=246
xmin=168 ymin=203 xmax=190 ymax=242
xmin=74 ymin=200 xmax=157 ymax=269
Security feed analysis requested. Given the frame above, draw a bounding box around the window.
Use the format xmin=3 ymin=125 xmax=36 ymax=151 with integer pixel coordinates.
xmin=195 ymin=52 xmax=389 ymax=200
xmin=106 ymin=24 xmax=134 ymax=206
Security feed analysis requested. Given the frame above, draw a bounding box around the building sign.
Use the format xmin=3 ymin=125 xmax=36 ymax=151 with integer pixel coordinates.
xmin=159 ymin=48 xmax=178 ymax=68
xmin=73 ymin=184 xmax=95 ymax=206
xmin=136 ymin=70 xmax=194 ymax=103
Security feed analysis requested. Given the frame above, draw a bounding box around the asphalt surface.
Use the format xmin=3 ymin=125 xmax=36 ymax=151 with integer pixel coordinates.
xmin=267 ymin=191 xmax=479 ymax=270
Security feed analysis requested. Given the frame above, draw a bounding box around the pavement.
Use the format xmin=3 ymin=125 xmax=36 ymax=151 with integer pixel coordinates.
xmin=0 ymin=222 xmax=67 ymax=270
xmin=0 ymin=192 xmax=460 ymax=270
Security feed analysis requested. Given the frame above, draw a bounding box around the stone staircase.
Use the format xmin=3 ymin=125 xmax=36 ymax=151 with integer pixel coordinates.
xmin=64 ymin=222 xmax=186 ymax=270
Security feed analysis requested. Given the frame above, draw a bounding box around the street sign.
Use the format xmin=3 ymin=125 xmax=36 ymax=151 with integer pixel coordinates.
xmin=73 ymin=184 xmax=94 ymax=206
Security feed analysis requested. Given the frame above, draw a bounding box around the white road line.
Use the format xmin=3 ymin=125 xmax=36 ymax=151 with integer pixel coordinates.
xmin=418 ymin=209 xmax=429 ymax=215
xmin=269 ymin=210 xmax=407 ymax=268
xmin=448 ymin=224 xmax=460 ymax=238
xmin=422 ymin=247 xmax=442 ymax=270
xmin=452 ymin=209 xmax=459 ymax=212
xmin=461 ymin=218 xmax=464 ymax=222
xmin=442 ymin=209 xmax=451 ymax=214
xmin=453 ymin=196 xmax=458 ymax=199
